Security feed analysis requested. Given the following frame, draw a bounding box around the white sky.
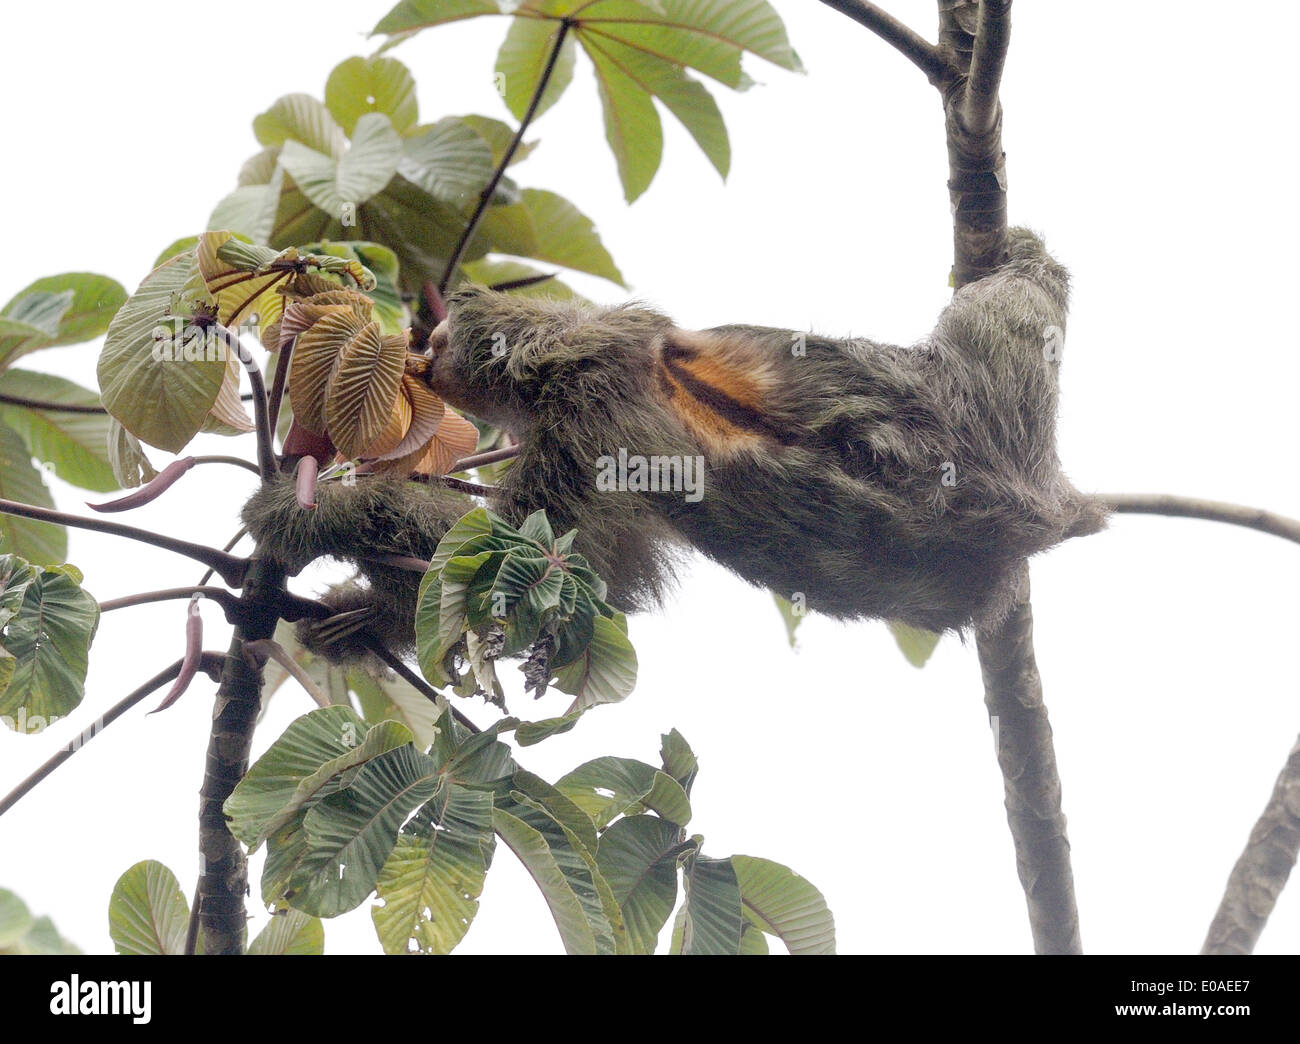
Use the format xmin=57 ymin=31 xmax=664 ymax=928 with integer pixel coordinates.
xmin=1 ymin=0 xmax=1298 ymax=956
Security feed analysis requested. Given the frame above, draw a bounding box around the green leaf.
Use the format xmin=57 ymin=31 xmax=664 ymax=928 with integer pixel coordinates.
xmin=732 ymin=854 xmax=836 ymax=954
xmin=587 ymin=42 xmax=663 ymax=202
xmin=659 ymin=728 xmax=698 ymax=795
xmin=0 ymin=370 xmax=116 ymax=492
xmin=0 ymin=560 xmax=97 ymax=727
xmin=347 ymin=667 xmax=442 ymax=750
xmin=225 ymin=706 xmax=413 ymax=849
xmin=397 ymin=117 xmax=495 ymax=209
xmin=551 ymin=611 xmax=638 ymax=710
xmin=457 ymin=114 xmax=540 ymax=168
xmin=772 ymin=591 xmax=804 ymax=648
xmin=478 ymin=188 xmax=624 ymax=284
xmin=596 ymin=814 xmax=681 ymax=954
xmin=371 ymin=783 xmax=495 ymax=954
xmin=0 ymin=273 xmax=127 ymax=369
xmin=326 ymin=55 xmax=419 ymax=136
xmin=495 ymin=16 xmax=576 ymax=123
xmin=589 ymin=0 xmax=803 ymax=85
xmin=492 ymin=793 xmax=623 ymax=955
xmin=0 ymin=425 xmax=64 ymax=565
xmin=458 ymin=259 xmax=577 ymax=299
xmin=556 ymin=755 xmax=691 ymax=829
xmin=291 ymin=743 xmax=441 ymax=916
xmin=0 ymin=554 xmax=38 ymax=631
xmin=108 ymin=860 xmax=190 ymax=955
xmin=254 ymin=93 xmax=347 ymax=155
xmin=580 ymin=30 xmax=729 ymax=179
xmin=681 ymin=853 xmax=743 ymax=955
xmin=96 ymin=251 xmax=226 ymax=454
xmin=279 ymin=112 xmax=403 ymax=218
xmin=248 ymin=909 xmax=324 ymax=954
xmin=514 ymin=711 xmax=582 ymax=746
xmin=373 ymin=0 xmax=506 ymax=36
xmin=0 ymin=888 xmax=33 ymax=947
xmin=106 ymin=418 xmax=158 ymax=489
xmin=888 ymin=620 xmax=941 ymax=668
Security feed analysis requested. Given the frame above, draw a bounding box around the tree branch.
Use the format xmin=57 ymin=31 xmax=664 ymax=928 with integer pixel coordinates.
xmin=196 ymin=559 xmax=285 ymax=955
xmin=450 ymin=445 xmax=520 ymax=472
xmin=1203 ymin=733 xmax=1300 ymax=954
xmin=960 ymin=0 xmax=1012 ymax=135
xmin=434 ymin=17 xmax=574 ymax=298
xmin=0 ymin=393 xmax=107 ymax=414
xmin=0 ymin=498 xmax=249 ymax=587
xmin=977 ymin=566 xmax=1081 ymax=953
xmin=817 ymin=0 xmax=950 ymax=84
xmin=224 ymin=326 xmax=278 ymax=481
xmin=1101 ymin=493 xmax=1300 ymax=548
xmin=0 ymin=653 xmax=225 ymax=819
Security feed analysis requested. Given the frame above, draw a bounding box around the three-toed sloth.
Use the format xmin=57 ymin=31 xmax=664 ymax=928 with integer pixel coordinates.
xmin=244 ymin=226 xmax=1104 ymax=658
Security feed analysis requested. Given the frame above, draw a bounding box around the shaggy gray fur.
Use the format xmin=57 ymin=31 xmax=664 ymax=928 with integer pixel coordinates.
xmin=429 ymin=227 xmax=1105 ymax=632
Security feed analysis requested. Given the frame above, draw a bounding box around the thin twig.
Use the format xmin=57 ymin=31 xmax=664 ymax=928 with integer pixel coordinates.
xmin=100 ymin=586 xmax=242 ymax=619
xmin=1101 ymin=493 xmax=1300 ymax=548
xmin=450 ymin=445 xmax=519 ymax=473
xmin=436 ymin=17 xmax=574 ymax=295
xmin=0 ymin=393 xmax=108 ymax=414
xmin=816 ymin=0 xmax=950 ymax=83
xmin=193 ymin=455 xmax=262 ymax=477
xmin=0 ymin=498 xmax=249 ymax=587
xmin=0 ymin=653 xmax=225 ymax=819
xmin=224 ymin=326 xmax=279 ymax=480
xmin=265 ymin=337 xmax=292 ymax=443
xmin=242 ymin=638 xmax=330 ymax=709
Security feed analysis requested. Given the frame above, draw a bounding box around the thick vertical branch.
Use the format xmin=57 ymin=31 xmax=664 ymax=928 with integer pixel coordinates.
xmin=196 ymin=558 xmax=285 ymax=955
xmin=940 ymin=0 xmax=1080 ymax=954
xmin=978 ymin=567 xmax=1081 ymax=953
xmin=1203 ymin=735 xmax=1300 ymax=954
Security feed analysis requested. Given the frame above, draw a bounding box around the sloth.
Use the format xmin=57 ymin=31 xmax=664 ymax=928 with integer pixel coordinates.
xmin=244 ymin=226 xmax=1104 ymax=660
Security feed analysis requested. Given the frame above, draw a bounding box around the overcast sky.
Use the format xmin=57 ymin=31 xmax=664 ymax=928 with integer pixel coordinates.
xmin=1 ymin=1 xmax=1298 ymax=955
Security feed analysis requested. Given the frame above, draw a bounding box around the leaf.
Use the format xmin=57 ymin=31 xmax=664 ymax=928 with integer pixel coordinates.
xmin=248 ymin=909 xmax=324 ymax=954
xmin=280 ymin=113 xmax=404 ymax=222
xmin=551 ymin=611 xmax=638 ymax=710
xmin=0 ymin=369 xmax=116 ymax=492
xmin=0 ymin=888 xmax=33 ymax=948
xmin=96 ymin=251 xmax=226 ymax=453
xmin=580 ymin=29 xmax=729 ymax=179
xmin=492 ymin=795 xmax=623 ymax=955
xmin=224 ymin=705 xmax=410 ymax=848
xmin=772 ymin=591 xmax=804 ymax=648
xmin=587 ymin=41 xmax=663 ymax=202
xmin=398 ymin=117 xmax=495 ymax=210
xmin=478 ymin=188 xmax=624 ymax=284
xmin=0 ymin=423 xmax=66 ymax=565
xmin=659 ymin=728 xmax=698 ymax=795
xmin=495 ymin=15 xmax=577 ymax=123
xmin=0 ymin=560 xmax=99 ymax=727
xmin=325 ymin=55 xmax=419 ymax=136
xmin=888 ymin=620 xmax=941 ymax=668
xmin=732 ymin=854 xmax=836 ymax=954
xmin=681 ymin=853 xmax=743 ymax=955
xmin=0 ymin=273 xmax=127 ymax=369
xmin=323 ymin=319 xmax=406 ymax=458
xmin=347 ymin=667 xmax=442 ymax=750
xmin=106 ymin=418 xmax=159 ymax=489
xmin=373 ymin=0 xmax=506 ymax=36
xmin=371 ymin=784 xmax=495 ymax=954
xmin=108 ymin=860 xmax=190 ymax=955
xmin=556 ymin=755 xmax=691 ymax=829
xmin=253 ymin=93 xmax=347 ymax=156
xmin=457 ymin=114 xmax=539 ymax=168
xmin=290 ymin=743 xmax=441 ymax=916
xmin=596 ymin=814 xmax=681 ymax=954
